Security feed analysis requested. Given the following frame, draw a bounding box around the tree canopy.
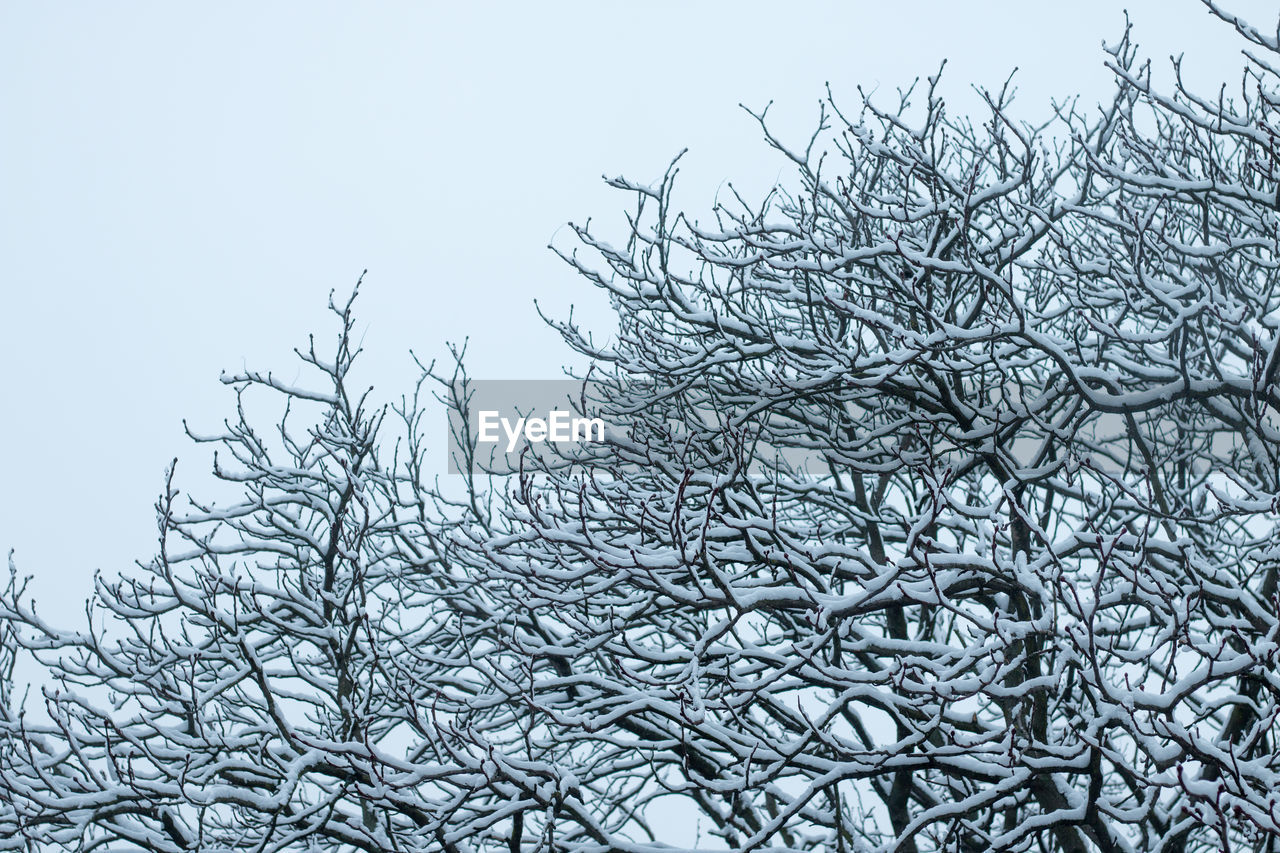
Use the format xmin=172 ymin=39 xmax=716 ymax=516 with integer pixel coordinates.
xmin=7 ymin=5 xmax=1280 ymax=852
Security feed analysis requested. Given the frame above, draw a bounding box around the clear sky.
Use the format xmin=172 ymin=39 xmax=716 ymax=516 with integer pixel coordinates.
xmin=2 ymin=0 xmax=1275 ymax=603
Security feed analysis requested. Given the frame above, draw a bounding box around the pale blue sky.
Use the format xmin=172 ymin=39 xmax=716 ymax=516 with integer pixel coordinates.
xmin=2 ymin=0 xmax=1273 ymax=601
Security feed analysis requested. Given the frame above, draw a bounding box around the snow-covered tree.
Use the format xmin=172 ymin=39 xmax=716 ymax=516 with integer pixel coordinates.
xmin=7 ymin=3 xmax=1280 ymax=851
xmin=0 ymin=290 xmax=502 ymax=851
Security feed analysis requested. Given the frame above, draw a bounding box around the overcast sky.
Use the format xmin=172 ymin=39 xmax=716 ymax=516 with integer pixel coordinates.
xmin=2 ymin=0 xmax=1275 ymax=603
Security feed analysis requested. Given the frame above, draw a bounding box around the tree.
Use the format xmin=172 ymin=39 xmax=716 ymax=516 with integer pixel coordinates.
xmin=7 ymin=3 xmax=1280 ymax=851
xmin=0 ymin=290 xmax=491 ymax=851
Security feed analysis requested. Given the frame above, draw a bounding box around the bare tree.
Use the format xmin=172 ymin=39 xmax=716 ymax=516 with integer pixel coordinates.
xmin=6 ymin=3 xmax=1280 ymax=851
xmin=0 ymin=289 xmax=503 ymax=851
xmin=431 ymin=8 xmax=1280 ymax=851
